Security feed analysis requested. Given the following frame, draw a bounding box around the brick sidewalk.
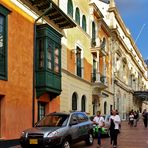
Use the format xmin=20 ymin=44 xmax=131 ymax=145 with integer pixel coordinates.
xmin=71 ymin=120 xmax=148 ymax=148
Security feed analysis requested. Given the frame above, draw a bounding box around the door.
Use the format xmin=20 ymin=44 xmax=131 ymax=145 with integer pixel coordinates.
xmin=69 ymin=114 xmax=79 ymax=141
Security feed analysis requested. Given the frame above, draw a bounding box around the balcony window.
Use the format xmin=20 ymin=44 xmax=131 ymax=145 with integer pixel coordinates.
xmin=36 ymin=24 xmax=62 ymax=98
xmin=47 ymin=43 xmax=52 ymax=70
xmin=38 ymin=39 xmax=44 ymax=68
xmin=92 ymin=22 xmax=96 ymax=47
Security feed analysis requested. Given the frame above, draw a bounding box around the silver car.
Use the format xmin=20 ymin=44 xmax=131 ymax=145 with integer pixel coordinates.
xmin=20 ymin=111 xmax=94 ymax=148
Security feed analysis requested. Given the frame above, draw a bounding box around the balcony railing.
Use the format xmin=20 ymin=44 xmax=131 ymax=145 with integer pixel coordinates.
xmin=91 ymin=72 xmax=108 ymax=88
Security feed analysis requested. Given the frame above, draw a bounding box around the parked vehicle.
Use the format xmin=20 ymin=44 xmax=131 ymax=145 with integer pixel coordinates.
xmin=90 ymin=114 xmax=110 ymax=137
xmin=20 ymin=111 xmax=94 ymax=148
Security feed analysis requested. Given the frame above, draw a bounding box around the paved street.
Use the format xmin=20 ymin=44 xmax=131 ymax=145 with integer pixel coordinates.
xmin=71 ymin=120 xmax=148 ymax=148
xmin=10 ymin=120 xmax=148 ymax=148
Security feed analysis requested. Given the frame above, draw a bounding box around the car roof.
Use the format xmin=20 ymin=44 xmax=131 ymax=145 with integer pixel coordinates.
xmin=48 ymin=111 xmax=87 ymax=116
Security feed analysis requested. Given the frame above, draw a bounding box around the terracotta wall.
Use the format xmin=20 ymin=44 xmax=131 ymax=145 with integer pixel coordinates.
xmin=0 ymin=1 xmax=34 ymax=139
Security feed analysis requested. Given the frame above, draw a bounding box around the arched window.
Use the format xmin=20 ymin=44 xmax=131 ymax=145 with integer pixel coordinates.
xmin=72 ymin=92 xmax=77 ymax=110
xmin=81 ymin=95 xmax=86 ymax=112
xmin=82 ymin=15 xmax=86 ymax=32
xmin=67 ymin=0 xmax=73 ymax=18
xmin=104 ymin=101 xmax=107 ymax=114
xmin=92 ymin=21 xmax=96 ymax=46
xmin=75 ymin=7 xmax=80 ymax=25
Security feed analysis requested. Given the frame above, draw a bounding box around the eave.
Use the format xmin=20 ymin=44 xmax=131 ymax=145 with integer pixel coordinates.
xmin=20 ymin=0 xmax=76 ymax=29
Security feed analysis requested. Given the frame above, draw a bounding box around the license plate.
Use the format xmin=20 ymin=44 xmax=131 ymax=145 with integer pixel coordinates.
xmin=29 ymin=139 xmax=38 ymax=144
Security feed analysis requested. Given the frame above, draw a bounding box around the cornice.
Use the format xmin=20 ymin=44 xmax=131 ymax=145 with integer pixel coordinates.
xmin=89 ymin=2 xmax=104 ymax=19
xmin=111 ymin=29 xmax=147 ymax=79
xmin=114 ymin=77 xmax=133 ymax=93
xmin=108 ymin=7 xmax=147 ymax=70
xmin=100 ymin=19 xmax=111 ymax=37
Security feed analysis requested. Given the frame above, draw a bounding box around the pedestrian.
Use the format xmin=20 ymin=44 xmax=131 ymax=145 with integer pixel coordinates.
xmin=93 ymin=111 xmax=105 ymax=148
xmin=142 ymin=109 xmax=147 ymax=128
xmin=109 ymin=110 xmax=121 ymax=148
xmin=133 ymin=111 xmax=139 ymax=127
xmin=129 ymin=112 xmax=134 ymax=127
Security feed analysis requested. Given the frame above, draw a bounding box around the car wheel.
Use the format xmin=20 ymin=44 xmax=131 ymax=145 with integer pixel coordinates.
xmin=86 ymin=133 xmax=94 ymax=145
xmin=61 ymin=139 xmax=71 ymax=148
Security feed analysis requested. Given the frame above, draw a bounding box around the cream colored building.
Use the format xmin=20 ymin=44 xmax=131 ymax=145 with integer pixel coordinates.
xmin=93 ymin=0 xmax=148 ymax=119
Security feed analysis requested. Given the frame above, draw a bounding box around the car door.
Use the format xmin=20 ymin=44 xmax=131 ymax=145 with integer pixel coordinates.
xmin=69 ymin=113 xmax=80 ymax=141
xmin=77 ymin=113 xmax=89 ymax=139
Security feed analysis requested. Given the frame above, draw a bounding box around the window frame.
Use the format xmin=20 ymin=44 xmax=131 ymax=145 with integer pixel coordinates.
xmin=75 ymin=7 xmax=80 ymax=25
xmin=0 ymin=5 xmax=10 ymax=80
xmin=76 ymin=47 xmax=82 ymax=77
xmin=38 ymin=102 xmax=46 ymax=121
xmin=82 ymin=15 xmax=86 ymax=32
xmin=67 ymin=0 xmax=73 ymax=18
xmin=72 ymin=92 xmax=77 ymax=111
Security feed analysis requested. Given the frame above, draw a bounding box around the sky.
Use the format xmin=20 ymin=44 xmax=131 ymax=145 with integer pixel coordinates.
xmin=115 ymin=0 xmax=148 ymax=60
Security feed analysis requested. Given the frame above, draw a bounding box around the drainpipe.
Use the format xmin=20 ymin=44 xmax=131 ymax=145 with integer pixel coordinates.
xmin=32 ymin=3 xmax=52 ymax=127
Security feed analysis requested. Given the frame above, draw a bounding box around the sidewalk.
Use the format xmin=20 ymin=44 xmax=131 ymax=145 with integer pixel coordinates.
xmin=71 ymin=119 xmax=148 ymax=148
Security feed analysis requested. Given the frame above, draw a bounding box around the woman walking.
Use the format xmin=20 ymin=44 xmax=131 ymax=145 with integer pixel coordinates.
xmin=109 ymin=110 xmax=121 ymax=148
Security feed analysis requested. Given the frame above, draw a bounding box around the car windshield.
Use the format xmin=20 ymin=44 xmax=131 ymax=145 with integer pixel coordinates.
xmin=36 ymin=114 xmax=69 ymax=127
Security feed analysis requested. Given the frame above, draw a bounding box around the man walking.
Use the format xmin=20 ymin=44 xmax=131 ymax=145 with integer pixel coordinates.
xmin=93 ymin=111 xmax=105 ymax=148
xmin=142 ymin=109 xmax=147 ymax=128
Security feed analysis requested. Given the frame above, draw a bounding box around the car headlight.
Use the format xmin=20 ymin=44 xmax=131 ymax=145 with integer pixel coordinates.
xmin=47 ymin=131 xmax=59 ymax=138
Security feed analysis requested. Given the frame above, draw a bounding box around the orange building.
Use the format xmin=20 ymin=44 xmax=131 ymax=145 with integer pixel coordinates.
xmin=0 ymin=0 xmax=75 ymax=142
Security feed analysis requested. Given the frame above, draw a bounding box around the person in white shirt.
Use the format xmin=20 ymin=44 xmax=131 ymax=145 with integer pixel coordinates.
xmin=109 ymin=110 xmax=121 ymax=148
xmin=93 ymin=111 xmax=105 ymax=148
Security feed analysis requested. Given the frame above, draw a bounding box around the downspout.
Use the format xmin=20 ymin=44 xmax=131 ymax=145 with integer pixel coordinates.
xmin=32 ymin=3 xmax=52 ymax=127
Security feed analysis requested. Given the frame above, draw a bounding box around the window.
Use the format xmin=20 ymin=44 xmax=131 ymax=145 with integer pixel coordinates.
xmin=76 ymin=47 xmax=82 ymax=77
xmin=47 ymin=42 xmax=60 ymax=73
xmin=38 ymin=39 xmax=44 ymax=68
xmin=47 ymin=42 xmax=52 ymax=70
xmin=72 ymin=92 xmax=77 ymax=110
xmin=75 ymin=7 xmax=80 ymax=25
xmin=92 ymin=22 xmax=96 ymax=46
xmin=82 ymin=15 xmax=86 ymax=32
xmin=77 ymin=113 xmax=88 ymax=123
xmin=104 ymin=101 xmax=107 ymax=114
xmin=101 ymin=37 xmax=106 ymax=50
xmin=54 ymin=47 xmax=60 ymax=73
xmin=67 ymin=0 xmax=73 ymax=18
xmin=92 ymin=58 xmax=97 ymax=82
xmin=0 ymin=5 xmax=10 ymax=80
xmin=81 ymin=95 xmax=86 ymax=112
xmin=38 ymin=102 xmax=46 ymax=121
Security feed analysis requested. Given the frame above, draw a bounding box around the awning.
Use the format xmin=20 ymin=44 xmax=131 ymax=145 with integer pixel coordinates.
xmin=134 ymin=91 xmax=148 ymax=101
xmin=20 ymin=0 xmax=76 ymax=29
